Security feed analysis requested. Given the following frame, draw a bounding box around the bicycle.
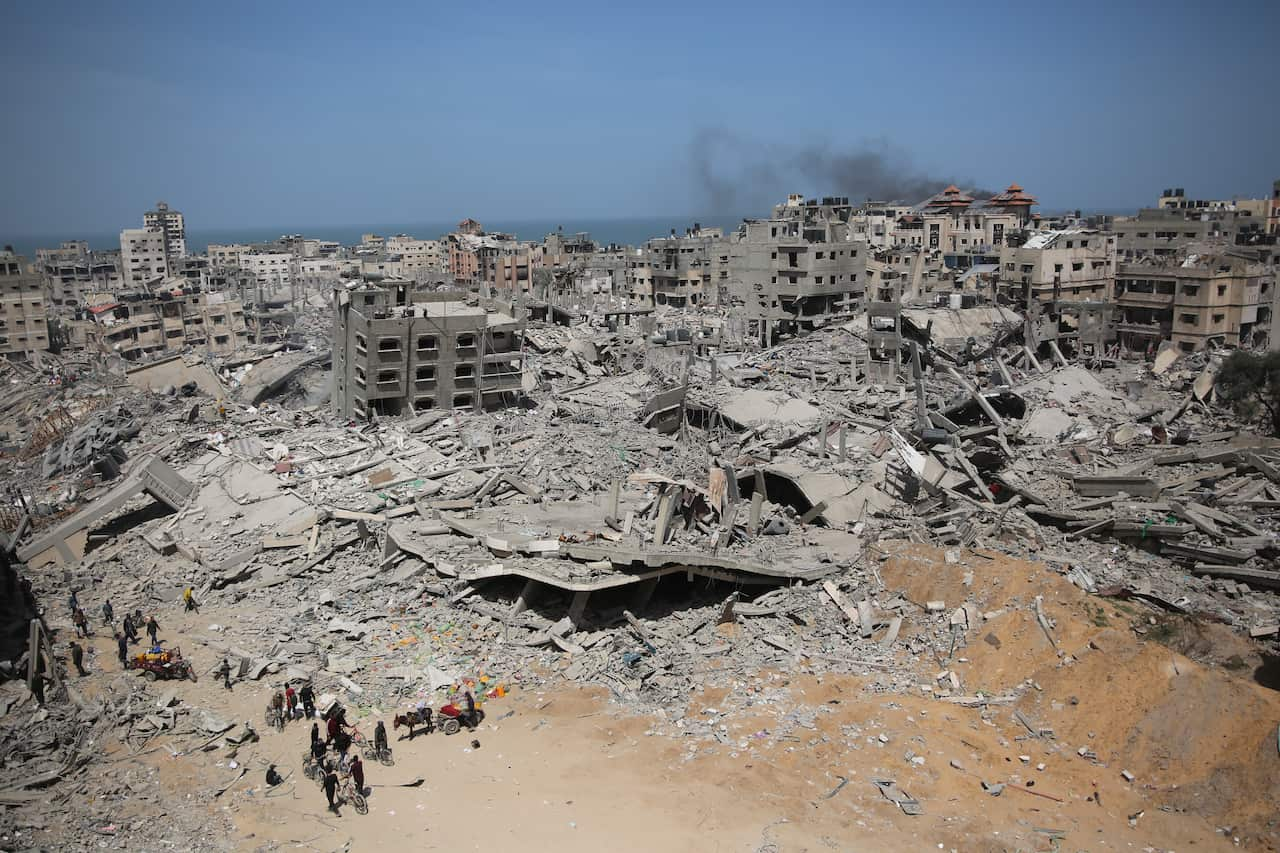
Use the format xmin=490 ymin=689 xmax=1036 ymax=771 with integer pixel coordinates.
xmin=369 ymin=738 xmax=394 ymax=766
xmin=340 ymin=774 xmax=368 ymax=815
xmin=352 ymin=726 xmax=393 ymax=764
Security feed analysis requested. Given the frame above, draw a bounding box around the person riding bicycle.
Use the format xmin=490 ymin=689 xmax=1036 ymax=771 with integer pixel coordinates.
xmin=333 ymin=728 xmax=352 ymax=756
xmin=374 ymin=720 xmax=388 ymax=756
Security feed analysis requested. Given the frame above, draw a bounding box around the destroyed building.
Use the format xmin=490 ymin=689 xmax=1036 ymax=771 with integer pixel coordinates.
xmin=1115 ymin=251 xmax=1275 ymax=352
xmin=74 ymin=284 xmax=248 ymax=360
xmin=331 ymin=280 xmax=524 ymax=417
xmin=728 ymin=200 xmax=867 ymax=343
xmin=37 ymin=241 xmax=123 ymax=311
xmin=0 ymin=249 xmax=50 ymax=360
xmin=625 ymin=225 xmax=722 ymax=309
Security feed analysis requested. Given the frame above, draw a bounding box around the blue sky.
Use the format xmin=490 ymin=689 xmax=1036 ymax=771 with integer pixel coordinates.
xmin=2 ymin=0 xmax=1277 ymax=235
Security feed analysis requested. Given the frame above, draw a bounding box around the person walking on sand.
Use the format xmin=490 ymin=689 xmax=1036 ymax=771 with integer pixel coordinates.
xmin=101 ymin=599 xmax=113 ymax=627
xmin=299 ymin=681 xmax=315 ymax=718
xmin=145 ymin=615 xmax=159 ymax=646
xmin=323 ymin=764 xmax=339 ymax=814
xmin=72 ymin=608 xmax=89 ymax=638
xmin=116 ymin=632 xmax=128 ymax=668
xmin=217 ymin=657 xmax=233 ymax=690
xmin=68 ymin=590 xmax=79 ymax=615
xmin=70 ymin=641 xmax=87 ymax=676
xmin=183 ymin=587 xmax=199 ymax=613
xmin=349 ymin=754 xmax=365 ymax=794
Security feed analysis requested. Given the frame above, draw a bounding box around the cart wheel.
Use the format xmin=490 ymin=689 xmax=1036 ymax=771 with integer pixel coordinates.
xmin=352 ymin=791 xmax=368 ymax=815
xmin=380 ymin=749 xmax=395 ymax=767
xmin=303 ymin=761 xmax=316 ymax=780
xmin=144 ymin=670 xmax=157 ymax=682
xmin=442 ymin=718 xmax=460 ymax=735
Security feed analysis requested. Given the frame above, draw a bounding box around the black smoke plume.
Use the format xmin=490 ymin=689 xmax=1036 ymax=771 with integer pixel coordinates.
xmin=690 ymin=128 xmax=995 ymax=213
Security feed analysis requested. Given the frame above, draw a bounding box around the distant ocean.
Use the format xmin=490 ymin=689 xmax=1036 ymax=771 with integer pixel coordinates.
xmin=3 ymin=208 xmax=1136 ymax=260
xmin=4 ymin=215 xmax=751 ymax=258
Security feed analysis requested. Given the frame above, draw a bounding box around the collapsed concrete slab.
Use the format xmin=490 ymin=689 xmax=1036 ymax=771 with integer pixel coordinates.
xmin=16 ymin=455 xmax=194 ymax=568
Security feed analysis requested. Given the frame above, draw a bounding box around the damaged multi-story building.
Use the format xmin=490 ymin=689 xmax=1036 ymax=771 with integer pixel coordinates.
xmin=915 ymin=184 xmax=1022 ymax=268
xmin=118 ymin=201 xmax=187 ymax=287
xmin=1114 ymin=251 xmax=1274 ymax=353
xmin=1110 ymin=189 xmax=1271 ymax=261
xmin=384 ymin=235 xmax=448 ymax=283
xmin=625 ymin=225 xmax=722 ymax=310
xmin=331 ymin=279 xmax=524 ymax=417
xmin=76 ymin=282 xmax=248 ymax=361
xmin=0 ymin=248 xmax=51 ymax=360
xmin=37 ymin=241 xmax=123 ymax=311
xmin=727 ymin=197 xmax=867 ymax=343
xmin=998 ymin=228 xmax=1117 ymax=304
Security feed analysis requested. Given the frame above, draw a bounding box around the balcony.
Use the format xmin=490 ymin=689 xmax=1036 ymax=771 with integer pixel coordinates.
xmin=1115 ymin=290 xmax=1174 ymax=308
xmin=1114 ymin=322 xmax=1171 ymax=337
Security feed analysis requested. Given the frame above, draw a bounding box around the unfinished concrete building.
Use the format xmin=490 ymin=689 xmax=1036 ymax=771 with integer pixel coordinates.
xmin=727 ymin=211 xmax=867 ymax=344
xmin=1114 ymin=252 xmax=1273 ymax=353
xmin=0 ymin=249 xmax=50 ymax=359
xmin=332 ymin=281 xmax=524 ymax=417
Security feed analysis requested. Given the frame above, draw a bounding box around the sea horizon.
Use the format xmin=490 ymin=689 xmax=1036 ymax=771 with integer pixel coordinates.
xmin=2 ymin=214 xmax=753 ymax=259
xmin=3 ymin=207 xmax=1138 ymax=260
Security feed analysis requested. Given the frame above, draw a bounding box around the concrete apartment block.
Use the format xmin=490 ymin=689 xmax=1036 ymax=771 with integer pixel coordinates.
xmin=332 ymin=281 xmax=524 ymax=418
xmin=728 ymin=217 xmax=867 ymax=344
xmin=625 ymin=226 xmax=721 ymax=310
xmin=1114 ymin=253 xmax=1273 ymax=353
xmin=120 ymin=228 xmax=169 ymax=285
xmin=79 ymin=285 xmax=248 ymax=360
xmin=999 ymin=229 xmax=1117 ymax=304
xmin=0 ymin=249 xmax=50 ymax=359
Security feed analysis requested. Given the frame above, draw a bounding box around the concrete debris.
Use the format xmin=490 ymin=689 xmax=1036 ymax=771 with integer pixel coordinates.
xmin=3 ymin=274 xmax=1280 ymax=850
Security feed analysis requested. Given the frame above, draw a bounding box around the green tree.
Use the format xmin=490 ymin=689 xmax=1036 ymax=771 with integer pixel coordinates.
xmin=1215 ymin=350 xmax=1280 ymax=436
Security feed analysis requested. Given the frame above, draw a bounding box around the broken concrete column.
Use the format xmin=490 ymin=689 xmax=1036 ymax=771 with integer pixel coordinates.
xmin=945 ymin=366 xmax=1004 ymax=429
xmin=567 ymin=590 xmax=590 ymax=628
xmin=511 ymin=579 xmax=539 ymax=616
xmin=1023 ymin=345 xmax=1043 ymax=372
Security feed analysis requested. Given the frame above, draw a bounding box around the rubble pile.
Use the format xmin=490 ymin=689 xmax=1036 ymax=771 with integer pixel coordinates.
xmin=3 ymin=301 xmax=1280 ymax=845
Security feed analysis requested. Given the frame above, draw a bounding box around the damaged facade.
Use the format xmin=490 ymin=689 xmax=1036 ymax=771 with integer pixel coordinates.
xmin=331 ymin=280 xmax=524 ymax=417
